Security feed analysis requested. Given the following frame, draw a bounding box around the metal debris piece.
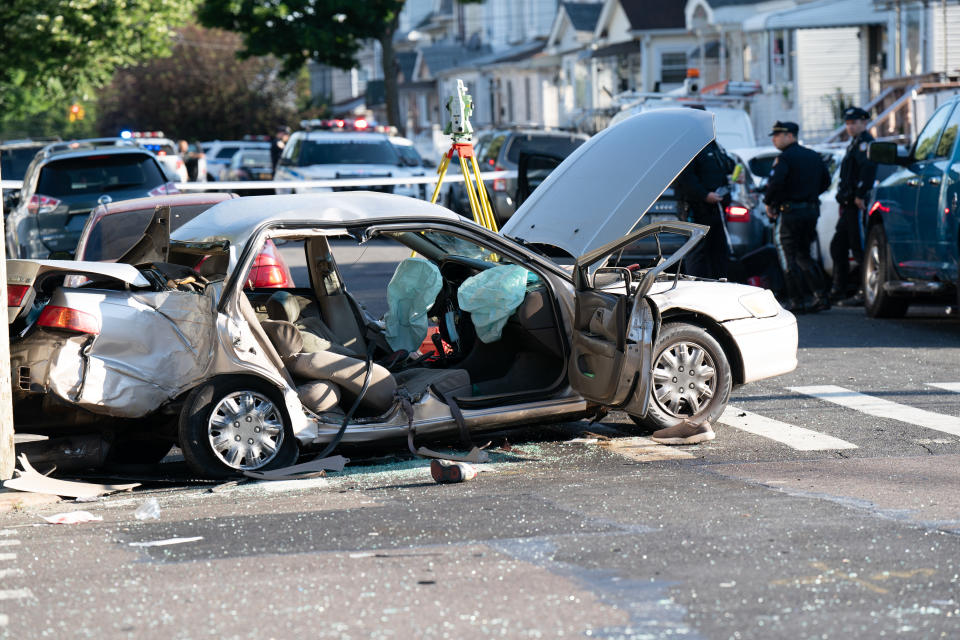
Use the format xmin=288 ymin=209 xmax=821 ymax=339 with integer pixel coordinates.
xmin=563 ymin=437 xmax=600 ymax=445
xmin=242 ymin=454 xmax=349 ymax=480
xmin=4 ymin=455 xmax=140 ymax=498
xmin=415 ymin=446 xmax=489 ymax=464
xmin=41 ymin=511 xmax=103 ymax=524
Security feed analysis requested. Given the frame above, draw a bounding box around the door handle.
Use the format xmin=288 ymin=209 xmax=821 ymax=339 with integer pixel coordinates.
xmin=927 ymin=176 xmax=942 ymax=186
xmin=906 ymin=177 xmax=922 ymax=187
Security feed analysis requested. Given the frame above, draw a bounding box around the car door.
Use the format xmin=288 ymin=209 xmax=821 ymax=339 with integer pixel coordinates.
xmin=916 ymin=103 xmax=960 ymax=279
xmin=566 ymin=221 xmax=708 ymax=416
xmin=895 ymin=103 xmax=953 ymax=272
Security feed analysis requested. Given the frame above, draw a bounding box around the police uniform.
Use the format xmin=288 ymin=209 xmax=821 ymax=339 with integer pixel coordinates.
xmin=678 ymin=140 xmax=736 ymax=279
xmin=830 ymin=106 xmax=877 ymax=302
xmin=764 ymin=121 xmax=832 ymax=312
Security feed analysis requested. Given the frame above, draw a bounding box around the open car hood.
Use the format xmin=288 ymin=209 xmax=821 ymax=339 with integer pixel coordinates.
xmin=501 ymin=108 xmax=714 ymax=258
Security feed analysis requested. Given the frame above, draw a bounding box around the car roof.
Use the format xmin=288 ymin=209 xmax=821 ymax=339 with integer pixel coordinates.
xmin=298 ymin=131 xmax=391 ymax=142
xmin=38 ymin=146 xmax=158 ymax=163
xmin=171 ymin=192 xmax=463 ymax=252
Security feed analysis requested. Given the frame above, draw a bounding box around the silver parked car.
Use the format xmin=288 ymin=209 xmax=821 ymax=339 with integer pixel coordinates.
xmin=7 ymin=109 xmax=798 ymax=478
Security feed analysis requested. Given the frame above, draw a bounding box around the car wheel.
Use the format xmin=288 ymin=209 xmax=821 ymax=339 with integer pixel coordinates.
xmin=178 ymin=377 xmax=298 ymax=478
xmin=863 ymin=225 xmax=908 ymax=318
xmin=632 ymin=322 xmax=732 ymax=431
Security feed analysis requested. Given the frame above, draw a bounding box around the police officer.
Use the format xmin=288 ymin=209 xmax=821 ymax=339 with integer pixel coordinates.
xmin=829 ymin=106 xmax=876 ymax=306
xmin=271 ymin=125 xmax=291 ymax=174
xmin=679 ymin=139 xmax=737 ymax=279
xmin=764 ymin=121 xmax=832 ymax=313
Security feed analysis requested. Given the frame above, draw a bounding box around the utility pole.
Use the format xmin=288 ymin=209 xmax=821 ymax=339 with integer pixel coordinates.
xmin=0 ymin=163 xmax=14 ymax=479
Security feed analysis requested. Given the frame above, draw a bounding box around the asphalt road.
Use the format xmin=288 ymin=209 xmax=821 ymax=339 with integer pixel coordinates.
xmin=2 ymin=242 xmax=959 ymax=638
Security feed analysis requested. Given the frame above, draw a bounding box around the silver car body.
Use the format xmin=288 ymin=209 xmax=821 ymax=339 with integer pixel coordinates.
xmin=9 ymin=109 xmax=797 ymax=470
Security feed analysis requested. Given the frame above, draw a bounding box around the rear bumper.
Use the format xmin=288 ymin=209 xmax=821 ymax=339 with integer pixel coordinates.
xmin=722 ymin=308 xmax=798 ymax=383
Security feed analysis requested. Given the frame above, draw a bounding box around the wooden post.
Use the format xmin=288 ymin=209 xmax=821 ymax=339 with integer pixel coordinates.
xmin=0 ymin=163 xmax=14 ymax=479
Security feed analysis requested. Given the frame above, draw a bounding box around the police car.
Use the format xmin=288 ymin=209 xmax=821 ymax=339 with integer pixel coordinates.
xmin=273 ymin=127 xmax=426 ymax=198
xmin=123 ymin=131 xmax=189 ymax=182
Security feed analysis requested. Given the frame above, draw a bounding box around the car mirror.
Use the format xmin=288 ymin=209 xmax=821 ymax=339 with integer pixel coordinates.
xmin=868 ymin=141 xmax=909 ymax=165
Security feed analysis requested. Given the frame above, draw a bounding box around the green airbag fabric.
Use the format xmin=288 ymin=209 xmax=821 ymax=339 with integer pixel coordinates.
xmin=384 ymin=257 xmax=443 ymax=352
xmin=457 ymin=265 xmax=531 ymax=343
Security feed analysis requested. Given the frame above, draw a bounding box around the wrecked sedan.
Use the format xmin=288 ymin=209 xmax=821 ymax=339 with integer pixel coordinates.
xmin=7 ymin=109 xmax=798 ymax=477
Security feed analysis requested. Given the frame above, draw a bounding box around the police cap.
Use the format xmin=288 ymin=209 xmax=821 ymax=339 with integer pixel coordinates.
xmin=842 ymin=106 xmax=870 ymax=121
xmin=768 ymin=121 xmax=799 ymax=136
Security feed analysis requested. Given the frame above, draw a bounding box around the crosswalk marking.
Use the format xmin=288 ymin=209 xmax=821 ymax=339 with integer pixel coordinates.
xmin=0 ymin=540 xmax=20 ymax=547
xmin=0 ymin=589 xmax=32 ymax=601
xmin=719 ymin=406 xmax=858 ymax=450
xmin=927 ymin=382 xmax=960 ymax=394
xmin=789 ymin=385 xmax=960 ymax=437
xmin=0 ymin=569 xmax=24 ymax=579
xmin=0 ymin=554 xmax=16 ymax=562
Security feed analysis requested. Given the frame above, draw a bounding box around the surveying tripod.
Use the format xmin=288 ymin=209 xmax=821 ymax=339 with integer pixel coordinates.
xmin=428 ymin=80 xmax=499 ymax=233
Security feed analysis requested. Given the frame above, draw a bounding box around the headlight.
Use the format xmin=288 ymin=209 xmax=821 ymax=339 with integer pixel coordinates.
xmin=739 ymin=289 xmax=781 ymax=318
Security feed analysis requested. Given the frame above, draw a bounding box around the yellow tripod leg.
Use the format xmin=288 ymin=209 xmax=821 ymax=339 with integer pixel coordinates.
xmin=459 ymin=155 xmax=484 ymax=227
xmin=429 ymin=154 xmax=451 ymax=205
xmin=470 ymin=155 xmax=499 ymax=233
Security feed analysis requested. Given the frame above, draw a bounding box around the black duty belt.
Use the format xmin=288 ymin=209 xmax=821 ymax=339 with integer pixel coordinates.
xmin=777 ymin=201 xmax=818 ymax=212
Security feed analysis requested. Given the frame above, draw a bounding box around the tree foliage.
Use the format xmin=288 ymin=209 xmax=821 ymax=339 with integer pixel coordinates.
xmin=0 ymin=0 xmax=196 ymax=129
xmin=97 ymin=25 xmax=299 ymax=140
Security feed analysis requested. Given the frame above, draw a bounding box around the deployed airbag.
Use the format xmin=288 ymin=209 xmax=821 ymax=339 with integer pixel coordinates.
xmin=383 ymin=258 xmax=442 ymax=352
xmin=457 ymin=265 xmax=535 ymax=343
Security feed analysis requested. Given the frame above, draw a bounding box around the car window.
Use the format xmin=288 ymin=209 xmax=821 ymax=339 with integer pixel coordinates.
xmin=297 ymin=139 xmax=400 ymax=166
xmin=479 ymin=134 xmax=506 ymax=166
xmin=748 ymin=154 xmax=778 ymax=178
xmin=394 ymin=145 xmax=422 ymax=167
xmin=81 ymin=203 xmax=216 ymax=261
xmin=239 ymin=150 xmax=271 ymax=167
xmin=504 ymin=134 xmax=585 ymax=164
xmin=1 ymin=146 xmax=42 ymax=180
xmin=913 ymin=104 xmax=954 ymax=161
xmin=37 ymin=154 xmax=165 ymax=197
xmin=936 ymin=105 xmax=960 ymax=158
xmin=216 ymin=146 xmax=241 ymax=159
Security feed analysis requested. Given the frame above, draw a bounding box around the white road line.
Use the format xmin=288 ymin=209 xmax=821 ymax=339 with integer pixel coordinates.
xmin=0 ymin=554 xmax=16 ymax=561
xmin=0 ymin=589 xmax=32 ymax=600
xmin=0 ymin=540 xmax=21 ymax=547
xmin=927 ymin=382 xmax=960 ymax=394
xmin=790 ymin=385 xmax=960 ymax=437
xmin=0 ymin=614 xmax=7 ymax=626
xmin=719 ymin=406 xmax=858 ymax=450
xmin=0 ymin=530 xmax=16 ymax=537
xmin=0 ymin=569 xmax=24 ymax=579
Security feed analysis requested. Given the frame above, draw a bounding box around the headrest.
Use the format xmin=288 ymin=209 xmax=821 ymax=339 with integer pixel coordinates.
xmin=266 ymin=290 xmax=301 ymax=323
xmin=261 ymin=320 xmax=303 ymax=360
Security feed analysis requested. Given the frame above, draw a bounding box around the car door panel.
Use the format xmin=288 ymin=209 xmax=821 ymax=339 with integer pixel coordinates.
xmin=569 ymin=288 xmax=638 ymax=406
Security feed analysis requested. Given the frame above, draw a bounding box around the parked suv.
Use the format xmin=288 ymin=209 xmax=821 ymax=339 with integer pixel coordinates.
xmin=865 ymin=97 xmax=960 ymax=316
xmin=273 ymin=130 xmax=426 ymax=198
xmin=447 ymin=128 xmax=589 ymax=227
xmin=202 ymin=138 xmax=271 ymax=181
xmin=5 ymin=141 xmax=178 ymax=259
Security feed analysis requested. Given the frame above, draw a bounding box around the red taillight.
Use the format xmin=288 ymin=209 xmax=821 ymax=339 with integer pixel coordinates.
xmin=354 ymin=118 xmax=368 ymax=130
xmin=7 ymin=284 xmax=30 ymax=307
xmin=492 ymin=165 xmax=506 ymax=192
xmin=725 ymin=203 xmax=751 ymax=222
xmin=37 ymin=306 xmax=100 ymax=334
xmin=26 ymin=194 xmax=62 ymax=215
xmin=868 ymin=201 xmax=889 ymax=216
xmin=158 ymin=150 xmax=167 ymax=157
xmin=247 ymin=240 xmax=292 ymax=288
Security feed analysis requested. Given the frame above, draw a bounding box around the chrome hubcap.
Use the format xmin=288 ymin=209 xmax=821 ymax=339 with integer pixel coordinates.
xmin=207 ymin=391 xmax=283 ymax=470
xmin=864 ymin=243 xmax=880 ymax=306
xmin=652 ymin=340 xmax=716 ymax=418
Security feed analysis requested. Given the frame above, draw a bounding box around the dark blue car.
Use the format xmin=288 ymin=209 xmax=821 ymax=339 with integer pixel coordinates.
xmin=865 ymin=97 xmax=960 ymax=317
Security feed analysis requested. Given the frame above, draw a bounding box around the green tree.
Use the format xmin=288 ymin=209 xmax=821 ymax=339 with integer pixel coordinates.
xmin=198 ymin=0 xmax=483 ymax=135
xmin=97 ymin=25 xmax=299 ymax=143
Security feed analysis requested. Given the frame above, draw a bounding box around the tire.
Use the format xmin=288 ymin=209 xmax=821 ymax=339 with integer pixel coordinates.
xmin=633 ymin=322 xmax=732 ymax=431
xmin=863 ymin=225 xmax=908 ymax=318
xmin=178 ymin=377 xmax=299 ymax=478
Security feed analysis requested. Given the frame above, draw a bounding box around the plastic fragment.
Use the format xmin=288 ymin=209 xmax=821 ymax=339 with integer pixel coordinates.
xmin=42 ymin=511 xmax=103 ymax=525
xmin=129 ymin=536 xmax=203 ymax=548
xmin=134 ymin=497 xmax=161 ymax=520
